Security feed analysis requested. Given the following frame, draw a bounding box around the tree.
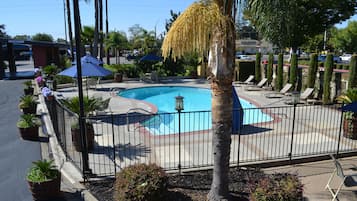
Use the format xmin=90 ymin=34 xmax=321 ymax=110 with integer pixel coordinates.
xmin=162 ymin=1 xmax=235 ymax=200
xmin=348 ymin=55 xmax=357 ymax=89
xmin=32 ymin=33 xmax=54 ymax=42
xmin=323 ymin=54 xmax=333 ymax=104
xmin=246 ymin=0 xmax=357 ymax=52
xmin=289 ymin=54 xmax=298 ymax=89
xmin=330 ymin=21 xmax=357 ymax=53
xmin=275 ymin=53 xmax=283 ymax=90
xmin=0 ymin=24 xmax=5 ymax=38
xmin=65 ymin=0 xmax=75 ymax=61
xmin=307 ymin=53 xmax=318 ymax=88
xmin=81 ymin=26 xmax=94 ymax=53
xmin=14 ymin=35 xmax=31 ymax=40
xmin=104 ymin=31 xmax=129 ymax=64
xmin=255 ymin=52 xmax=261 ymax=82
xmin=267 ymin=53 xmax=273 ymax=85
xmin=165 ymin=10 xmax=181 ymax=33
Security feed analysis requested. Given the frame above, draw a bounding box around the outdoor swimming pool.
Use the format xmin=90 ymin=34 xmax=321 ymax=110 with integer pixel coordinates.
xmin=118 ymin=86 xmax=272 ymax=135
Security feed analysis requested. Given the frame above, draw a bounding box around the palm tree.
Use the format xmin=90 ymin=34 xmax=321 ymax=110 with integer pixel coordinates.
xmin=105 ymin=31 xmax=129 ymax=64
xmin=0 ymin=24 xmax=6 ymax=38
xmin=81 ymin=26 xmax=94 ymax=54
xmin=65 ymin=0 xmax=74 ymax=61
xmin=93 ymin=0 xmax=99 ymax=57
xmin=162 ymin=1 xmax=235 ymax=200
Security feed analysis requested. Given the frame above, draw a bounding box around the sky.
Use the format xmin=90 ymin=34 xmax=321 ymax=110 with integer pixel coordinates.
xmin=0 ymin=0 xmax=195 ymax=40
xmin=0 ymin=0 xmax=356 ymax=40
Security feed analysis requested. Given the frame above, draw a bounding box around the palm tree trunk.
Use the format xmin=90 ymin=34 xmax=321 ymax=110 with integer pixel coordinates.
xmin=105 ymin=0 xmax=110 ymax=64
xmin=93 ymin=0 xmax=99 ymax=57
xmin=207 ymin=19 xmax=235 ymax=201
xmin=66 ymin=0 xmax=75 ymax=61
xmin=99 ymin=0 xmax=103 ymax=60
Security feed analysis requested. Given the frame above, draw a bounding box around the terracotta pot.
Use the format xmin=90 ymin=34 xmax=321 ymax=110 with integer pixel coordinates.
xmin=71 ymin=124 xmax=94 ymax=152
xmin=28 ymin=171 xmax=61 ymax=200
xmin=343 ymin=116 xmax=357 ymax=140
xmin=19 ymin=126 xmax=39 ymax=141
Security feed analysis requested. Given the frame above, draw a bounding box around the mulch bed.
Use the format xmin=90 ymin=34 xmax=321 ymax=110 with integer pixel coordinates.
xmin=85 ymin=167 xmax=266 ymax=201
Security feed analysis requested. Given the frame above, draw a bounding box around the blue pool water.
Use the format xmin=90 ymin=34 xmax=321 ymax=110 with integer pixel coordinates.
xmin=119 ymin=86 xmax=272 ymax=135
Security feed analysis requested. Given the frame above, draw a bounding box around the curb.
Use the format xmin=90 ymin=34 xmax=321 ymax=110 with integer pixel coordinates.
xmin=37 ymin=89 xmax=98 ymax=201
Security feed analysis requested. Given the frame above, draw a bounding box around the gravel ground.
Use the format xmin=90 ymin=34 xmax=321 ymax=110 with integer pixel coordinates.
xmin=85 ymin=168 xmax=267 ymax=201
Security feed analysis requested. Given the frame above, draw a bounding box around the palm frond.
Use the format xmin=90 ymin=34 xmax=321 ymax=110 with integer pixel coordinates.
xmin=162 ymin=1 xmax=227 ymax=60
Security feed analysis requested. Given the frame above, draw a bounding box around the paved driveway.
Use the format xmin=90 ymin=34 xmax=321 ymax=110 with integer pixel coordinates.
xmin=0 ymin=80 xmax=41 ymax=201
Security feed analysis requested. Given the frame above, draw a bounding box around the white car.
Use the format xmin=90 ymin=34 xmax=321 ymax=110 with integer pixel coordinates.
xmin=236 ymin=54 xmax=252 ymax=60
xmin=340 ymin=54 xmax=352 ymax=62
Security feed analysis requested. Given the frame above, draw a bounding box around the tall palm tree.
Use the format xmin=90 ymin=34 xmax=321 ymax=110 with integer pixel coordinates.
xmin=105 ymin=31 xmax=129 ymax=64
xmin=93 ymin=0 xmax=99 ymax=57
xmin=81 ymin=26 xmax=94 ymax=53
xmin=65 ymin=0 xmax=75 ymax=61
xmin=162 ymin=1 xmax=235 ymax=200
xmin=99 ymin=0 xmax=104 ymax=60
xmin=105 ymin=0 xmax=110 ymax=64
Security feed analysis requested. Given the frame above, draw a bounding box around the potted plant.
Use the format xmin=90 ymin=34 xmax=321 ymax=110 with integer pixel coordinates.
xmin=27 ymin=159 xmax=61 ymax=200
xmin=19 ymin=95 xmax=37 ymax=114
xmin=43 ymin=65 xmax=58 ymax=90
xmin=61 ymin=96 xmax=109 ymax=152
xmin=23 ymin=80 xmax=34 ymax=95
xmin=17 ymin=114 xmax=41 ymax=140
xmin=337 ymin=88 xmax=357 ymax=139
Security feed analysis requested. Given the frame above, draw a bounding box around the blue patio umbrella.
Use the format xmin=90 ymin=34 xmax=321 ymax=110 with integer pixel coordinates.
xmin=81 ymin=55 xmax=104 ymax=66
xmin=341 ymin=102 xmax=357 ymax=113
xmin=58 ymin=62 xmax=112 ymax=78
xmin=139 ymin=54 xmax=162 ymax=62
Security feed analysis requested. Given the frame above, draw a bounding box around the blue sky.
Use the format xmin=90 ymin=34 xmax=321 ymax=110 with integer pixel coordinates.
xmin=0 ymin=0 xmax=356 ymax=40
xmin=0 ymin=0 xmax=195 ymax=39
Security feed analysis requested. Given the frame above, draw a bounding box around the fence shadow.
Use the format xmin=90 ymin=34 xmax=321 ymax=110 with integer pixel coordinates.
xmin=234 ymin=125 xmax=272 ymax=135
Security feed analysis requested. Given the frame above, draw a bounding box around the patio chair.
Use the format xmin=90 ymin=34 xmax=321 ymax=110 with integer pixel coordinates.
xmin=244 ymin=78 xmax=268 ymax=91
xmin=265 ymin=83 xmax=293 ymax=98
xmin=300 ymin=87 xmax=314 ymax=101
xmin=326 ymin=155 xmax=357 ymax=201
xmin=233 ymin=75 xmax=254 ymax=85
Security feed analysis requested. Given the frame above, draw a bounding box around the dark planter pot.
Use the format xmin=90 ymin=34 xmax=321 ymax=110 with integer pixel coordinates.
xmin=28 ymin=171 xmax=61 ymax=200
xmin=19 ymin=126 xmax=39 ymax=141
xmin=343 ymin=116 xmax=357 ymax=140
xmin=22 ymin=105 xmax=37 ymax=114
xmin=71 ymin=124 xmax=94 ymax=152
xmin=24 ymin=87 xmax=34 ymax=95
xmin=114 ymin=73 xmax=123 ymax=82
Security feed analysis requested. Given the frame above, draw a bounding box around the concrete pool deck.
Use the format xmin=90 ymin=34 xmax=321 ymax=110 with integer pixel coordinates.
xmin=50 ymin=78 xmax=357 ymax=200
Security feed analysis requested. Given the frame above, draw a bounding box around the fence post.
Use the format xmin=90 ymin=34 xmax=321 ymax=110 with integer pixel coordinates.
xmin=337 ymin=104 xmax=344 ymax=158
xmin=111 ymin=113 xmax=117 ymax=174
xmin=178 ymin=110 xmax=182 ymax=174
xmin=289 ymin=103 xmax=297 ymax=161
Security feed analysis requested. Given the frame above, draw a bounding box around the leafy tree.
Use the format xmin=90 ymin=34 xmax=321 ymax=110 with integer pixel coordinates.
xmin=275 ymin=53 xmax=283 ymax=90
xmin=267 ymin=53 xmax=273 ymax=85
xmin=0 ymin=24 xmax=7 ymax=38
xmin=246 ymin=0 xmax=357 ymax=52
xmin=348 ymin=55 xmax=357 ymax=89
xmin=307 ymin=53 xmax=318 ymax=88
xmin=104 ymin=31 xmax=129 ymax=64
xmin=323 ymin=54 xmax=333 ymax=104
xmin=32 ymin=33 xmax=54 ymax=42
xmin=330 ymin=21 xmax=357 ymax=53
xmin=255 ymin=52 xmax=261 ymax=82
xmin=289 ymin=54 xmax=298 ymax=89
xmin=162 ymin=1 xmax=236 ymax=200
xmin=13 ymin=35 xmax=31 ymax=40
xmin=165 ymin=10 xmax=181 ymax=33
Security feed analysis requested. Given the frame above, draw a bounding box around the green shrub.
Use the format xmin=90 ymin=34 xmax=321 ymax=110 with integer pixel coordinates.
xmin=255 ymin=52 xmax=262 ymax=82
xmin=289 ymin=54 xmax=298 ymax=89
xmin=23 ymin=80 xmax=33 ymax=89
xmin=348 ymin=55 xmax=357 ymax=89
xmin=275 ymin=53 xmax=283 ymax=91
xmin=17 ymin=114 xmax=41 ymax=128
xmin=43 ymin=64 xmax=58 ymax=78
xmin=27 ymin=159 xmax=59 ymax=183
xmin=267 ymin=53 xmax=273 ymax=85
xmin=114 ymin=163 xmax=167 ymax=201
xmin=19 ymin=95 xmax=37 ymax=109
xmin=105 ymin=63 xmax=141 ymax=78
xmin=307 ymin=53 xmax=318 ymax=88
xmin=250 ymin=173 xmax=303 ymax=201
xmin=55 ymin=75 xmax=73 ymax=84
xmin=323 ymin=54 xmax=333 ymax=104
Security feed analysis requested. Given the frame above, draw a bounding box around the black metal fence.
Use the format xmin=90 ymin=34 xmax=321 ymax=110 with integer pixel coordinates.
xmin=47 ymin=100 xmax=357 ymax=178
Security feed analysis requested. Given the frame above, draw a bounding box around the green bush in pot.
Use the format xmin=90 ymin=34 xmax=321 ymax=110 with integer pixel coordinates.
xmin=17 ymin=114 xmax=41 ymax=140
xmin=337 ymin=88 xmax=357 ymax=139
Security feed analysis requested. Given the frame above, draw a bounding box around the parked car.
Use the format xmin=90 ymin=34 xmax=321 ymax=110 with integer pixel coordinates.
xmin=318 ymin=55 xmax=342 ymax=63
xmin=236 ymin=54 xmax=252 ymax=60
xmin=340 ymin=54 xmax=352 ymax=62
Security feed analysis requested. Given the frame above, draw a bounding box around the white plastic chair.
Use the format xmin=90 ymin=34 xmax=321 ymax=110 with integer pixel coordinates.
xmin=326 ymin=155 xmax=357 ymax=201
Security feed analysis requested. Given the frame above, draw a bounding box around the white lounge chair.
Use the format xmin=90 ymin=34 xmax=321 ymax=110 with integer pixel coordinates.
xmin=326 ymin=155 xmax=357 ymax=201
xmin=245 ymin=78 xmax=268 ymax=91
xmin=265 ymin=83 xmax=293 ymax=98
xmin=233 ymin=75 xmax=254 ymax=86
